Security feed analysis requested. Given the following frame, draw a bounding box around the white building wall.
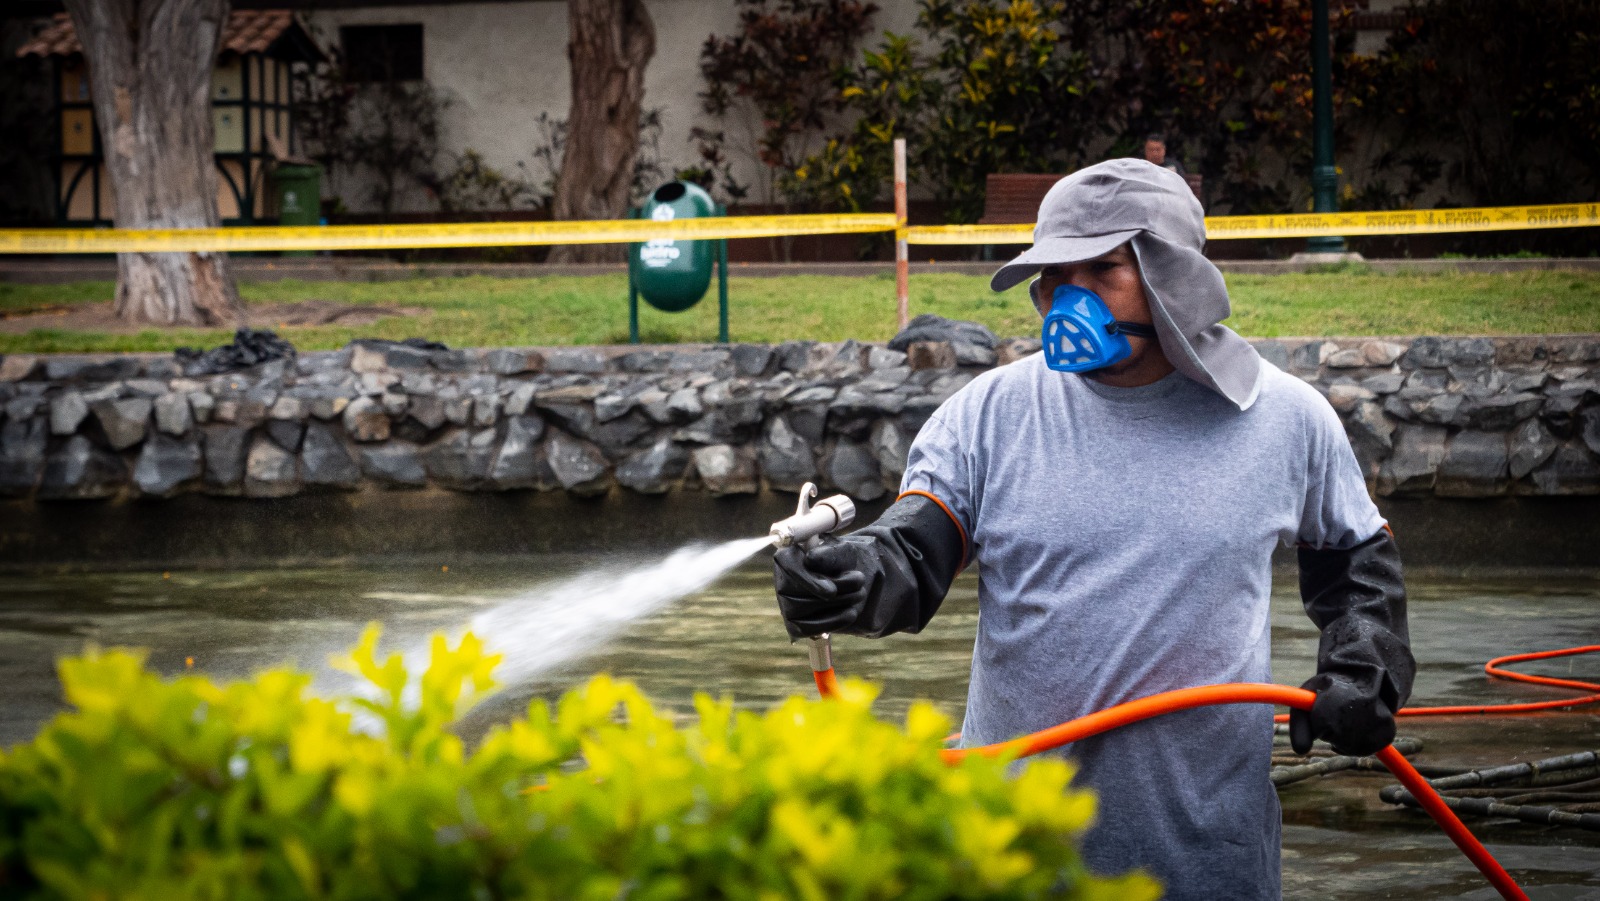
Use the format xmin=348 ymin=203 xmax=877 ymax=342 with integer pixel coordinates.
xmin=305 ymin=0 xmax=923 ymax=213
xmin=1353 ymin=0 xmax=1409 ymax=58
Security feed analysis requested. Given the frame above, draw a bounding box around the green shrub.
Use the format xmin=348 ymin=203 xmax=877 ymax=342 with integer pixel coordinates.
xmin=0 ymin=626 xmax=1159 ymax=901
xmin=792 ymin=0 xmax=1100 ymax=222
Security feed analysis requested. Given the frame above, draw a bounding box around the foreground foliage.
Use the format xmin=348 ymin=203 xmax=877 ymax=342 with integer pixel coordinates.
xmin=0 ymin=628 xmax=1158 ymax=900
xmin=2 ymin=268 xmax=1597 ymax=354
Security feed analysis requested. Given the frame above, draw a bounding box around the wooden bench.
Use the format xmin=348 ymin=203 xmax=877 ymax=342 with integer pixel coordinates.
xmin=978 ymin=170 xmax=1206 ymax=226
xmin=978 ymin=173 xmax=1065 ymax=225
xmin=975 ymin=174 xmax=1058 ymax=260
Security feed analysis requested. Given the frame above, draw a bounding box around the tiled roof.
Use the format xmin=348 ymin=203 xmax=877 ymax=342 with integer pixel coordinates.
xmin=15 ymin=13 xmax=76 ymax=57
xmin=226 ymin=10 xmax=297 ymax=54
xmin=18 ymin=10 xmax=302 ymax=58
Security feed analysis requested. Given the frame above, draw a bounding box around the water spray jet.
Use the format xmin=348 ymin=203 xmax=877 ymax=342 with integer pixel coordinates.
xmin=388 ymin=486 xmax=856 ymax=715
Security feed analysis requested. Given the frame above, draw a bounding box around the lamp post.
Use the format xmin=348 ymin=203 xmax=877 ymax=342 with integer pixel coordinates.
xmin=1307 ymin=0 xmax=1347 ymax=254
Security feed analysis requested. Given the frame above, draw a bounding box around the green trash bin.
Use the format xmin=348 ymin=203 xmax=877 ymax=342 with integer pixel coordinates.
xmin=628 ymin=180 xmax=729 ymax=343
xmin=273 ymin=162 xmax=322 ymax=257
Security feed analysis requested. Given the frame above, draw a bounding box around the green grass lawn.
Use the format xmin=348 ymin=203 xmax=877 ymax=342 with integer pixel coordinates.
xmin=2 ymin=268 xmax=1598 ymax=354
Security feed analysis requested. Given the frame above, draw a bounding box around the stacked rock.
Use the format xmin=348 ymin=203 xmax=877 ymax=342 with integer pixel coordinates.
xmin=0 ymin=330 xmax=1595 ymax=502
xmin=1258 ymin=335 xmax=1600 ymax=496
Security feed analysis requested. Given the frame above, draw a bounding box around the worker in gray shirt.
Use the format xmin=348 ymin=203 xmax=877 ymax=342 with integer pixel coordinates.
xmin=773 ymin=158 xmax=1414 ymax=899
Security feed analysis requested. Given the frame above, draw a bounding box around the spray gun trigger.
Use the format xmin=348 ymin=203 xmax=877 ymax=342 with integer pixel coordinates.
xmin=795 ymin=481 xmax=818 ymax=520
xmin=795 ymin=481 xmax=820 ymax=550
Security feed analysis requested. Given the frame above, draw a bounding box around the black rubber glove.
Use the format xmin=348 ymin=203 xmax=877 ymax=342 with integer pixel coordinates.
xmin=1290 ymin=528 xmax=1415 ymax=757
xmin=772 ymin=493 xmax=965 ymax=641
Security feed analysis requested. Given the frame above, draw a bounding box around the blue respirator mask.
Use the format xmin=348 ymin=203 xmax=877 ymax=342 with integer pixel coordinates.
xmin=1031 ymin=280 xmax=1159 ymax=373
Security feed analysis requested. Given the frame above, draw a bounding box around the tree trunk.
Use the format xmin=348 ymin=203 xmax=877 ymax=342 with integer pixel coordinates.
xmin=65 ymin=0 xmax=244 ymax=326
xmin=548 ymin=0 xmax=655 ymax=264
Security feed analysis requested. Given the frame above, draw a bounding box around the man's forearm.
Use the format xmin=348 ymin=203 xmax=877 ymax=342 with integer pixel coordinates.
xmin=840 ymin=493 xmax=966 ymax=637
xmin=773 ymin=493 xmax=966 ymax=640
xmin=1291 ymin=527 xmax=1416 ymax=754
xmin=1298 ymin=527 xmax=1416 ymax=710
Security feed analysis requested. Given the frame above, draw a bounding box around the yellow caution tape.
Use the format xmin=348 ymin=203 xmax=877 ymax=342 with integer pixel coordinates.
xmin=1203 ymin=202 xmax=1600 ymax=240
xmin=2 ymin=203 xmax=1595 ymax=253
xmin=905 ymin=203 xmax=1600 ymax=244
xmin=900 ymin=224 xmax=1034 ymax=245
xmin=0 ymin=213 xmax=899 ymax=254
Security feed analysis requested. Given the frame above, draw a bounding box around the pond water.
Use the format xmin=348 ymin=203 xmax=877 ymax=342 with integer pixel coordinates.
xmin=1 ymin=555 xmax=1596 ymax=899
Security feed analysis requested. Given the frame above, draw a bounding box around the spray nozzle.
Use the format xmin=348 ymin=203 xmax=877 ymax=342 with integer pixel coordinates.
xmin=769 ymin=482 xmax=853 ymax=685
xmin=769 ymin=482 xmax=856 ymax=549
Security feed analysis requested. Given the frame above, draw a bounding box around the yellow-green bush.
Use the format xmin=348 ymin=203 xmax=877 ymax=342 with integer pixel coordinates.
xmin=0 ymin=626 xmax=1159 ymax=901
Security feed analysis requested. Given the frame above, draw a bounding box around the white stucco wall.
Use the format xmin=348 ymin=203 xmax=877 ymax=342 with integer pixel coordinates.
xmin=301 ymin=1 xmax=1401 ymax=214
xmin=304 ymin=0 xmax=923 ymax=213
xmin=1353 ymin=0 xmax=1408 ymax=58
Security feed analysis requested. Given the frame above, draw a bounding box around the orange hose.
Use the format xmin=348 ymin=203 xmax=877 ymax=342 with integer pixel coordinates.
xmin=1373 ymin=745 xmax=1528 ymax=901
xmin=1270 ymin=644 xmax=1600 ymax=722
xmin=813 ymin=667 xmax=840 ymax=697
xmin=809 ymin=670 xmax=1541 ymax=899
xmin=942 ymin=684 xmax=1305 ymax=762
xmin=936 ymin=684 xmax=1526 ymax=901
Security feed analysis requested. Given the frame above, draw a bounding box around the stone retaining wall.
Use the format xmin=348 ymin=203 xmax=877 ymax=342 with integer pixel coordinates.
xmin=1 ymin=335 xmax=1597 ymax=505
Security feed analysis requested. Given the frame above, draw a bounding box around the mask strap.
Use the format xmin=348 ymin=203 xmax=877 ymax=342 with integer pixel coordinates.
xmin=1110 ymin=321 xmax=1157 ymax=339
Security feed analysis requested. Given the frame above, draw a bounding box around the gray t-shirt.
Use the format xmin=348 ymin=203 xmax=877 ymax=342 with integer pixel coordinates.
xmin=900 ymin=354 xmax=1384 ymax=900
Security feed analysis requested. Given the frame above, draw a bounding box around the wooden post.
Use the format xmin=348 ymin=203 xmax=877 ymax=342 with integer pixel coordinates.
xmin=717 ymin=234 xmax=729 ymax=344
xmin=893 ymin=137 xmax=909 ymax=332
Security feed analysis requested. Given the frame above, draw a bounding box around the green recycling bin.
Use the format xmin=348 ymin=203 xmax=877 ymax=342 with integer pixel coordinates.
xmin=273 ymin=162 xmax=322 ymax=256
xmin=628 ymin=180 xmax=729 ymax=342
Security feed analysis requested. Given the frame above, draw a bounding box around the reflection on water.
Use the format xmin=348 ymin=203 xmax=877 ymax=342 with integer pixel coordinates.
xmin=1 ymin=559 xmax=1596 ymax=899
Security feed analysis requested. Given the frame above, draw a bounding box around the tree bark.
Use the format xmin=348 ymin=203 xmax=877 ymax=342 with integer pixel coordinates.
xmin=548 ymin=0 xmax=655 ymax=264
xmin=65 ymin=0 xmax=244 ymax=326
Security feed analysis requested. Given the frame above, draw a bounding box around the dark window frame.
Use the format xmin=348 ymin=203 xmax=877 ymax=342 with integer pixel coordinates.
xmin=340 ymin=23 xmax=424 ymax=83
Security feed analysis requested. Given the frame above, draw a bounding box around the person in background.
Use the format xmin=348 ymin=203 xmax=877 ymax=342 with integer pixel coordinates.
xmin=1142 ymin=133 xmax=1187 ymax=176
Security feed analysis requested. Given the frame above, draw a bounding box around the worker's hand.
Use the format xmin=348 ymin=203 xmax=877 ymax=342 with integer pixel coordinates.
xmin=1289 ymin=671 xmax=1398 ymax=757
xmin=773 ymin=537 xmax=871 ymax=640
